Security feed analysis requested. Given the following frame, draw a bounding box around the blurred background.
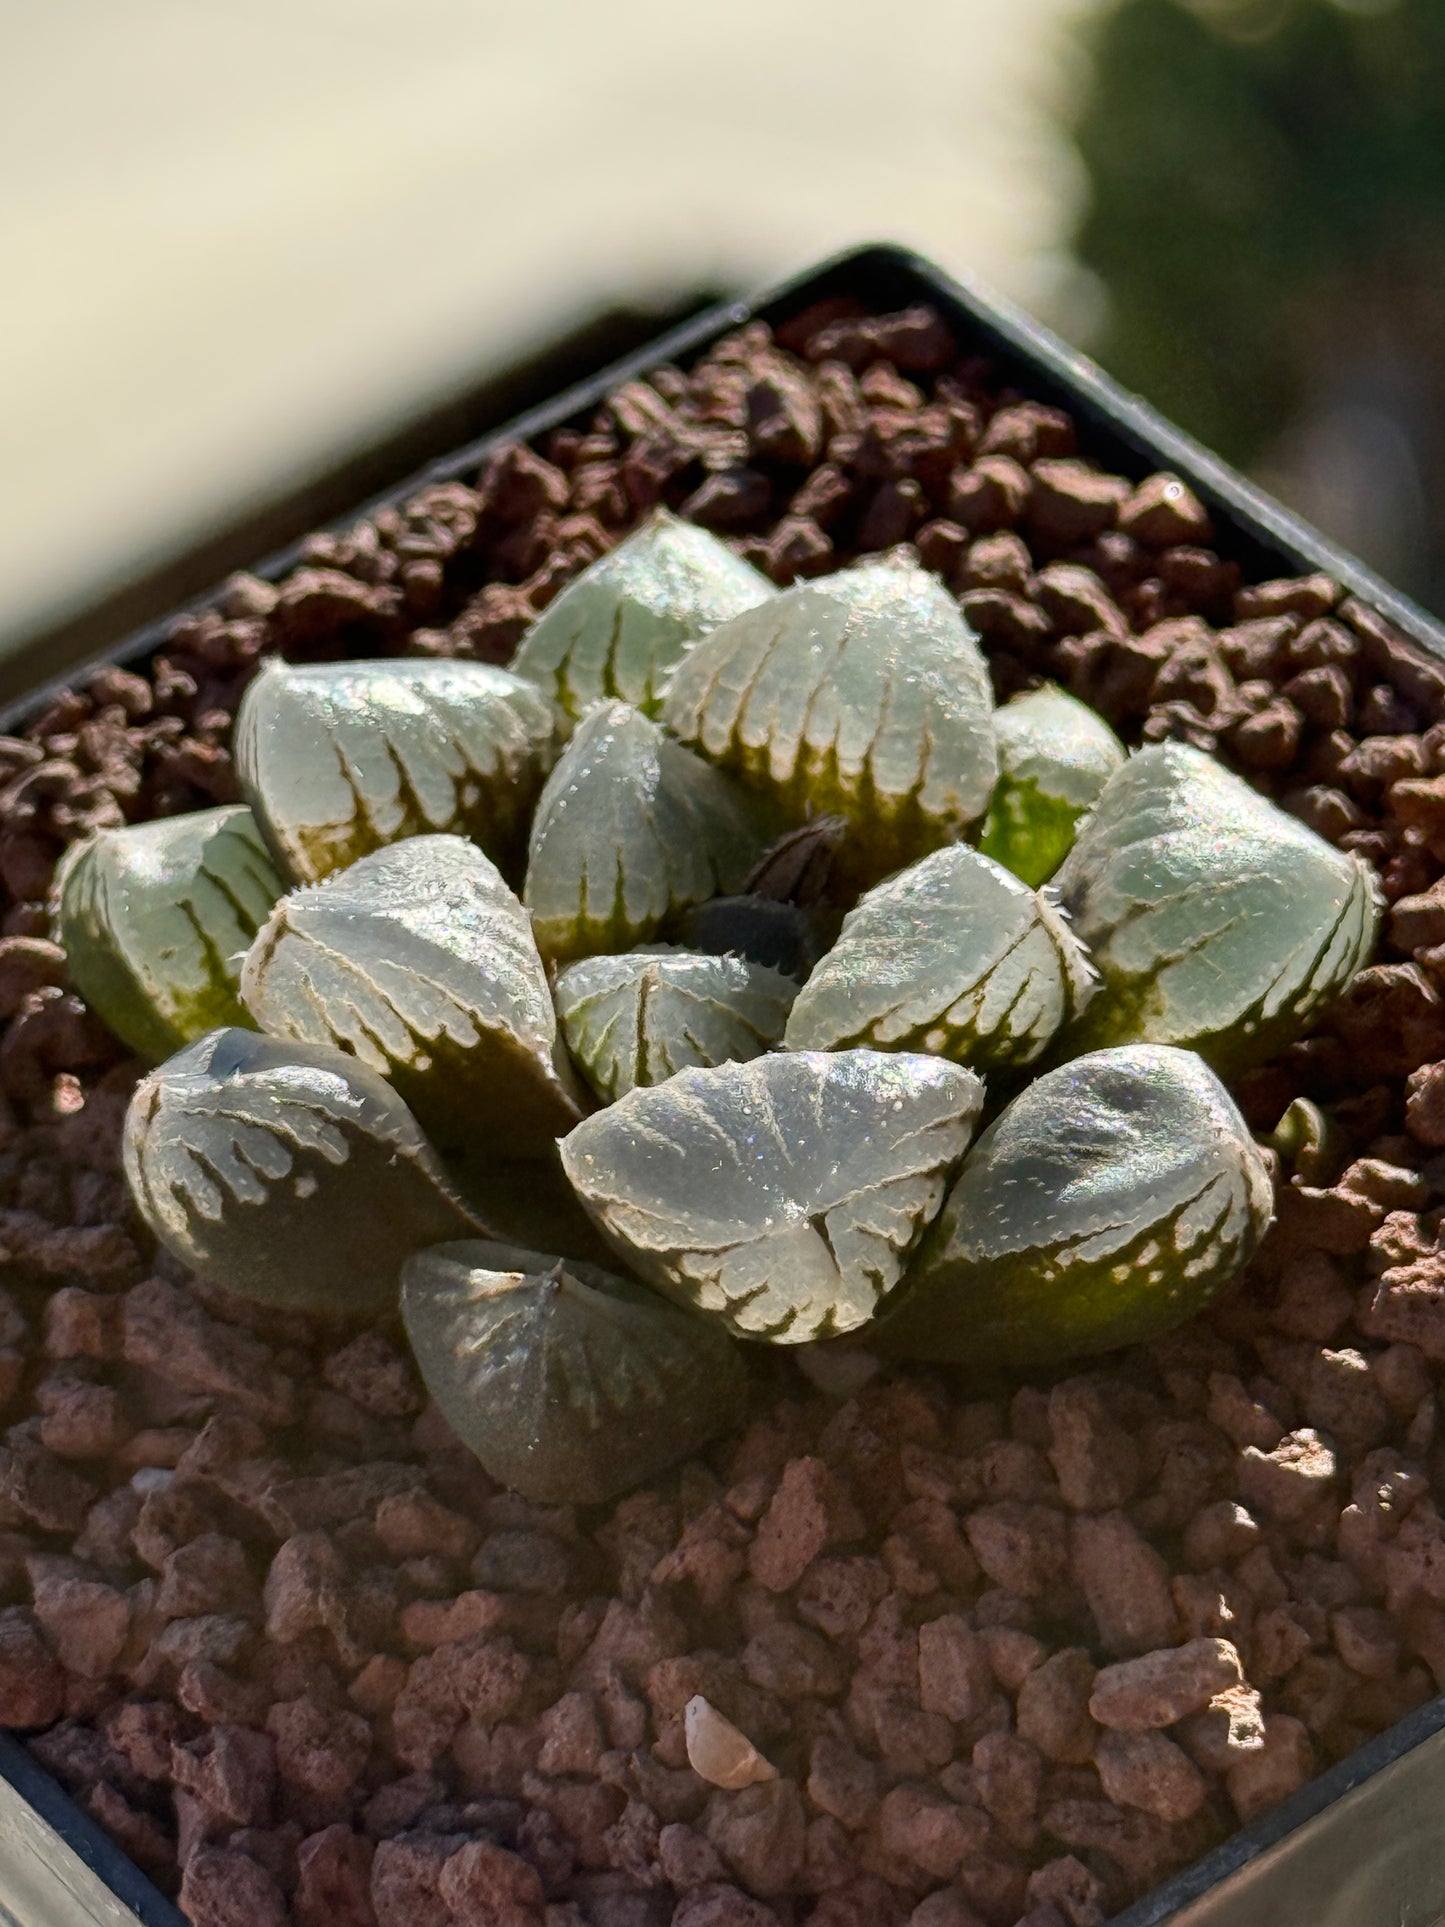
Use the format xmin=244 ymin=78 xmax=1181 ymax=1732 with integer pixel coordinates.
xmin=5 ymin=0 xmax=1443 ymax=697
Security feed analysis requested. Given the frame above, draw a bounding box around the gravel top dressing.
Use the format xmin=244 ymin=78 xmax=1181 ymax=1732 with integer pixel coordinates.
xmin=4 ymin=291 xmax=1445 ymax=1927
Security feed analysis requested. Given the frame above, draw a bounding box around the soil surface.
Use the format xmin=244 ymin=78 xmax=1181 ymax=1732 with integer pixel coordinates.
xmin=4 ymin=299 xmax=1445 ymax=1927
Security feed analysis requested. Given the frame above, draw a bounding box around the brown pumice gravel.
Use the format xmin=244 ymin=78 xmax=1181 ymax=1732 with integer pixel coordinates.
xmin=6 ymin=296 xmax=1445 ymax=1926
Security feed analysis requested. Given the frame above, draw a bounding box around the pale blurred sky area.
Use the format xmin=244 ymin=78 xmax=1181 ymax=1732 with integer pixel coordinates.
xmin=1 ymin=0 xmax=1104 ymax=666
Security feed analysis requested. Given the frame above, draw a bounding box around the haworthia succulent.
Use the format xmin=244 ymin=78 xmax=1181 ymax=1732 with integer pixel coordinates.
xmin=53 ymin=806 xmax=283 ymax=1061
xmin=1053 ymin=742 xmax=1381 ymax=1073
xmin=559 ymin=1048 xmax=983 ymax=1344
xmin=234 ymin=657 xmax=561 ymax=885
xmin=524 ymin=701 xmax=768 ymax=966
xmin=123 ymin=1029 xmax=479 ymax=1312
xmin=662 ymin=561 xmax=998 ymax=886
xmin=555 ymin=946 xmax=799 ymax=1103
xmin=978 ymin=685 xmax=1126 ymax=886
xmin=877 ymin=1044 xmax=1274 ymax=1367
xmin=783 ymin=845 xmax=1094 ymax=1072
xmin=401 ymin=1239 xmax=749 ymax=1503
xmin=241 ymin=835 xmax=586 ymax=1158
xmin=510 ymin=509 xmax=773 ymax=723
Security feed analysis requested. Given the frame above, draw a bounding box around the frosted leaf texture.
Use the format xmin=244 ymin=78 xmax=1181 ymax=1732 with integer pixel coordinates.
xmin=234 ymin=657 xmax=561 ymax=885
xmin=559 ymin=1049 xmax=983 ymax=1343
xmin=783 ymin=845 xmax=1095 ymax=1072
xmin=878 ymin=1044 xmax=1274 ymax=1367
xmin=401 ymin=1239 xmax=748 ymax=1503
xmin=978 ymin=685 xmax=1126 ymax=886
xmin=555 ymin=946 xmax=799 ymax=1103
xmin=511 ymin=509 xmax=773 ymax=723
xmin=241 ymin=835 xmax=585 ymax=1157
xmin=662 ymin=561 xmax=998 ymax=883
xmin=123 ymin=1029 xmax=477 ymax=1312
xmin=524 ymin=701 xmax=768 ymax=965
xmin=53 ymin=806 xmax=283 ymax=1061
xmin=1054 ymin=743 xmax=1381 ymax=1072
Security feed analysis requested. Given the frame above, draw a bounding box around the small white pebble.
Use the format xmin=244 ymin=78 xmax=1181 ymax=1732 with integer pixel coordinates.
xmin=130 ymin=1467 xmax=173 ymax=1496
xmin=684 ymin=1694 xmax=777 ymax=1789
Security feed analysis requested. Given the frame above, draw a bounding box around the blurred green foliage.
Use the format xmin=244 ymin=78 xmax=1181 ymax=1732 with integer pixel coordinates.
xmin=1072 ymin=0 xmax=1445 ymax=467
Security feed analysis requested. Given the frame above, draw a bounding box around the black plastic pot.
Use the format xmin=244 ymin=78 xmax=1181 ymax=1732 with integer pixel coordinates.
xmin=5 ymin=245 xmax=1445 ymax=1927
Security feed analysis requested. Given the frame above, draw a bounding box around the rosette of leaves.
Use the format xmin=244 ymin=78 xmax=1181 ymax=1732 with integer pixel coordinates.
xmin=559 ymin=1049 xmax=983 ymax=1342
xmin=1054 ymin=742 xmax=1381 ymax=1073
xmin=510 ymin=510 xmax=773 ymax=724
xmin=783 ymin=845 xmax=1094 ymax=1073
xmin=978 ymin=685 xmax=1126 ymax=886
xmin=555 ymin=946 xmax=799 ymax=1103
xmin=123 ymin=1029 xmax=479 ymax=1312
xmin=234 ymin=657 xmax=561 ymax=885
xmin=401 ymin=1239 xmax=749 ymax=1503
xmin=524 ymin=701 xmax=769 ymax=966
xmin=876 ymin=1044 xmax=1274 ymax=1368
xmin=53 ymin=806 xmax=283 ymax=1061
xmin=662 ymin=560 xmax=998 ymax=885
xmin=241 ymin=835 xmax=586 ymax=1158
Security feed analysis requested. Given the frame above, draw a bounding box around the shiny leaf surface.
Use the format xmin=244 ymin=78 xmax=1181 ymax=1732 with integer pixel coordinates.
xmin=1054 ymin=743 xmax=1381 ymax=1072
xmin=878 ymin=1044 xmax=1274 ymax=1367
xmin=559 ymin=1049 xmax=983 ymax=1343
xmin=123 ymin=1029 xmax=478 ymax=1312
xmin=242 ymin=835 xmax=584 ymax=1157
xmin=511 ymin=509 xmax=772 ymax=723
xmin=54 ymin=806 xmax=283 ymax=1060
xmin=524 ymin=701 xmax=768 ymax=965
xmin=662 ymin=561 xmax=997 ymax=885
xmin=784 ymin=845 xmax=1094 ymax=1072
xmin=978 ymin=685 xmax=1126 ymax=886
xmin=402 ymin=1238 xmax=749 ymax=1503
xmin=235 ymin=657 xmax=561 ymax=884
xmin=556 ymin=946 xmax=798 ymax=1103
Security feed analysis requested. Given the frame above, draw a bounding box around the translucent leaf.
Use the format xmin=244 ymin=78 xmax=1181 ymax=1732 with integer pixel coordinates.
xmin=784 ymin=846 xmax=1094 ymax=1072
xmin=978 ymin=685 xmax=1126 ymax=886
xmin=1054 ymin=743 xmax=1381 ymax=1072
xmin=524 ymin=701 xmax=768 ymax=966
xmin=511 ymin=510 xmax=772 ymax=724
xmin=123 ymin=1029 xmax=478 ymax=1312
xmin=877 ymin=1044 xmax=1274 ymax=1367
xmin=235 ymin=657 xmax=561 ymax=885
xmin=556 ymin=946 xmax=798 ymax=1103
xmin=559 ymin=1049 xmax=983 ymax=1343
xmin=401 ymin=1239 xmax=749 ymax=1503
xmin=242 ymin=835 xmax=585 ymax=1158
xmin=662 ymin=561 xmax=997 ymax=885
xmin=53 ymin=806 xmax=283 ymax=1061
